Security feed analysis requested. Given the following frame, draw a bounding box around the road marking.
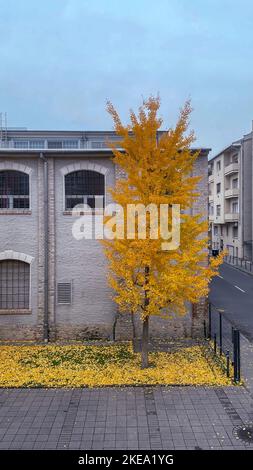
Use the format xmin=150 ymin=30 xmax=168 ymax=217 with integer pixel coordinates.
xmin=234 ymin=285 xmax=245 ymax=293
xmin=218 ymin=275 xmax=223 ymax=279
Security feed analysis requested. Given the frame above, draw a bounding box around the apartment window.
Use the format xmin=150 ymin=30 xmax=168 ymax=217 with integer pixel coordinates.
xmin=232 ymin=201 xmax=239 ymax=213
xmin=232 ymin=178 xmax=238 ymax=189
xmin=216 ymin=205 xmax=221 ymax=216
xmin=216 ymin=183 xmax=221 ymax=194
xmin=214 ymin=226 xmax=218 ymax=236
xmin=209 ymin=182 xmax=214 ymax=196
xmin=0 ymin=170 xmax=29 ymax=209
xmin=208 ymin=203 xmax=214 ymax=215
xmin=220 ymin=226 xmax=223 ymax=236
xmin=226 ymin=224 xmax=229 ymax=236
xmin=232 ymin=154 xmax=238 ymax=163
xmin=216 ymin=161 xmax=221 ymax=171
xmin=65 ymin=170 xmax=105 ymax=210
xmin=0 ymin=260 xmax=30 ymax=310
xmin=233 ymin=226 xmax=238 ymax=238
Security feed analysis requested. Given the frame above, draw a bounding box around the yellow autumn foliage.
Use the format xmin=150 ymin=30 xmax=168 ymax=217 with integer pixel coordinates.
xmin=0 ymin=343 xmax=231 ymax=387
xmin=102 ymin=97 xmax=224 ymax=322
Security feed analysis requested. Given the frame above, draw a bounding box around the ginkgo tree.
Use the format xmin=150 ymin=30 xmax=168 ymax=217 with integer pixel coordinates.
xmin=102 ymin=96 xmax=223 ymax=368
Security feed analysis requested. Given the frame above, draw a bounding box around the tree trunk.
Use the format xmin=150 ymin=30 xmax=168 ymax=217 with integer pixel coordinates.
xmin=141 ymin=315 xmax=149 ymax=368
xmin=141 ymin=265 xmax=150 ymax=368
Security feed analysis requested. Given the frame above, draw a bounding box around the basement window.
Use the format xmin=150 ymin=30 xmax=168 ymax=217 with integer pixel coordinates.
xmin=0 ymin=260 xmax=30 ymax=310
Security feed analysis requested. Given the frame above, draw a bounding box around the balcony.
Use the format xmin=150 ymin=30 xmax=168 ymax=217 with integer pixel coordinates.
xmin=224 ymin=162 xmax=239 ymax=175
xmin=209 ymin=214 xmax=214 ymax=222
xmin=208 ymin=194 xmax=214 ymax=202
xmin=208 ymin=174 xmax=214 ymax=183
xmin=225 ymin=212 xmax=239 ymax=222
xmin=225 ymin=188 xmax=239 ymax=198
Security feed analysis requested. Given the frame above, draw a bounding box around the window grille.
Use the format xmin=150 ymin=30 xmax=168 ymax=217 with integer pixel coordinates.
xmin=57 ymin=282 xmax=72 ymax=304
xmin=91 ymin=141 xmax=109 ymax=149
xmin=65 ymin=170 xmax=105 ymax=210
xmin=47 ymin=140 xmax=79 ymax=149
xmin=63 ymin=140 xmax=79 ymax=149
xmin=29 ymin=140 xmax=45 ymax=149
xmin=0 ymin=260 xmax=30 ymax=309
xmin=47 ymin=141 xmax=63 ymax=149
xmin=14 ymin=141 xmax=29 ymax=149
xmin=0 ymin=170 xmax=30 ymax=209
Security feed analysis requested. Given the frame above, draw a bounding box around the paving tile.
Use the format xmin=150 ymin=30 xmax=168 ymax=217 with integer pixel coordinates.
xmin=0 ymin=386 xmax=253 ymax=449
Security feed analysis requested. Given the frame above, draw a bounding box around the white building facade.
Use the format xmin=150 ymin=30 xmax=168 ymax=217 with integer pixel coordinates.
xmin=209 ymin=126 xmax=253 ymax=260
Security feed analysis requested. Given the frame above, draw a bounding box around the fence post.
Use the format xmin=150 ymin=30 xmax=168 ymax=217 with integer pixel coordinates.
xmin=208 ymin=303 xmax=211 ymax=339
xmin=226 ymin=350 xmax=230 ymax=377
xmin=237 ymin=331 xmax=241 ymax=382
xmin=219 ymin=312 xmax=222 ymax=356
xmin=233 ymin=329 xmax=238 ymax=382
xmin=233 ymin=329 xmax=241 ymax=383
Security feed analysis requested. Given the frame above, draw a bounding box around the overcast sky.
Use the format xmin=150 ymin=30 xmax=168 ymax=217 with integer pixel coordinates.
xmin=0 ymin=0 xmax=252 ymax=155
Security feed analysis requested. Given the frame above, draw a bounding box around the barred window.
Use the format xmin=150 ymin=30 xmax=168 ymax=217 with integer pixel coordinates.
xmin=47 ymin=141 xmax=63 ymax=149
xmin=48 ymin=140 xmax=79 ymax=149
xmin=65 ymin=170 xmax=105 ymax=210
xmin=0 ymin=260 xmax=30 ymax=310
xmin=0 ymin=170 xmax=30 ymax=209
xmin=14 ymin=141 xmax=29 ymax=149
xmin=29 ymin=140 xmax=45 ymax=149
xmin=63 ymin=140 xmax=79 ymax=149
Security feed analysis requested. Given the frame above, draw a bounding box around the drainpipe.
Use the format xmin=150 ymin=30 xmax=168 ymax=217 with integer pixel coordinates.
xmin=39 ymin=152 xmax=49 ymax=342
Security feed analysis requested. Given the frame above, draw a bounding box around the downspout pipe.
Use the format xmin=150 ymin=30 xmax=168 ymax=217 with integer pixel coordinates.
xmin=39 ymin=152 xmax=49 ymax=342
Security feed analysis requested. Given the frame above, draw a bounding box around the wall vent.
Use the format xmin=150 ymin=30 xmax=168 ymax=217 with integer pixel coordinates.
xmin=57 ymin=282 xmax=72 ymax=304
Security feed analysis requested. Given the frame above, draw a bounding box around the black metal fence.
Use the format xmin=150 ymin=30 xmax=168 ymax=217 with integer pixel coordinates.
xmin=224 ymin=254 xmax=253 ymax=273
xmin=204 ymin=303 xmax=241 ymax=383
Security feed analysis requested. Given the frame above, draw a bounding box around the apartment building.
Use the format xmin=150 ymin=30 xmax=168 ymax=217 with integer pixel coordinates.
xmin=209 ymin=125 xmax=253 ymax=260
xmin=0 ymin=128 xmax=210 ymax=342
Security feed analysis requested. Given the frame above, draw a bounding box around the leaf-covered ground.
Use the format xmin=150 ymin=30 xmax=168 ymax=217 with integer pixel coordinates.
xmin=0 ymin=343 xmax=232 ymax=388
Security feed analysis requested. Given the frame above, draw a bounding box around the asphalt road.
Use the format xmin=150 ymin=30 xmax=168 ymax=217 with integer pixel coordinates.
xmin=209 ymin=263 xmax=253 ymax=342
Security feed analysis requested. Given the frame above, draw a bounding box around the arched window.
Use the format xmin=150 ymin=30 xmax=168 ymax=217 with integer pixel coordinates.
xmin=65 ymin=170 xmax=105 ymax=210
xmin=0 ymin=170 xmax=30 ymax=209
xmin=0 ymin=260 xmax=30 ymax=310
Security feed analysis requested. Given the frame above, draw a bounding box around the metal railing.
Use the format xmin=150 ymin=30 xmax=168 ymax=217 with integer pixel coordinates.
xmin=224 ymin=254 xmax=253 ymax=273
xmin=204 ymin=303 xmax=241 ymax=383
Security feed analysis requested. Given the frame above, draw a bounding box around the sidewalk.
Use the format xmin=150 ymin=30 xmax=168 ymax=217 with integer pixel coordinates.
xmin=224 ymin=259 xmax=253 ymax=276
xmin=0 ymin=386 xmax=253 ymax=450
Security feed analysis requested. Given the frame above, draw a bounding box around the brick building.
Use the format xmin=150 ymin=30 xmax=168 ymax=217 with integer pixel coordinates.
xmin=0 ymin=129 xmax=210 ymax=341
